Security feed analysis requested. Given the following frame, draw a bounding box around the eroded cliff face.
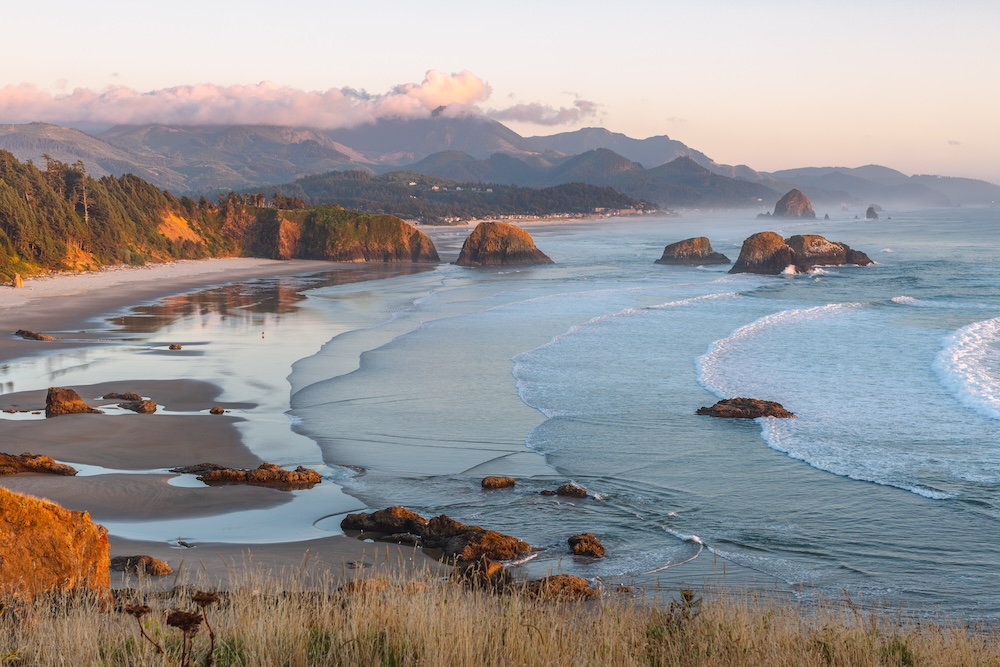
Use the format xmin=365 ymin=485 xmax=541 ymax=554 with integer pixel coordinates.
xmin=455 ymin=221 xmax=553 ymax=267
xmin=0 ymin=487 xmax=110 ymax=602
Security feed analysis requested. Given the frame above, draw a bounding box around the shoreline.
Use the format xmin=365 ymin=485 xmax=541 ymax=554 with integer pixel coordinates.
xmin=0 ymin=257 xmax=441 ymax=580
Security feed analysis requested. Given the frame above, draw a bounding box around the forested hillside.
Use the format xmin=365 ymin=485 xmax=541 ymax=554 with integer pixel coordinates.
xmin=0 ymin=151 xmax=437 ymax=280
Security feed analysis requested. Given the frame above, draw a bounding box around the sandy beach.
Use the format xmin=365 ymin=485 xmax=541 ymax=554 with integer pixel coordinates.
xmin=0 ymin=258 xmax=438 ymax=587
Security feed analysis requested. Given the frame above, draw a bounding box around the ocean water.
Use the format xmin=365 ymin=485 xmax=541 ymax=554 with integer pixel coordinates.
xmin=4 ymin=208 xmax=1000 ymax=618
xmin=289 ymin=209 xmax=1000 ymax=618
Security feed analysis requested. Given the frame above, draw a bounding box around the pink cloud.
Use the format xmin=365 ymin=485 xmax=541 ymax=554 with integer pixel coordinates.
xmin=489 ymin=99 xmax=601 ymax=126
xmin=0 ymin=71 xmax=494 ymax=128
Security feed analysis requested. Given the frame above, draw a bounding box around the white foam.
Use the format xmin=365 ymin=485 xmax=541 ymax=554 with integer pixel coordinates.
xmin=934 ymin=317 xmax=1000 ymax=421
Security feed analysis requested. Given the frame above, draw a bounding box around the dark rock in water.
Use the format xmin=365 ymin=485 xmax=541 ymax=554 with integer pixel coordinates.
xmin=110 ymin=555 xmax=172 ymax=576
xmin=15 ymin=329 xmax=54 ymax=341
xmin=456 ymin=221 xmax=554 ymax=267
xmin=785 ymin=234 xmax=873 ymax=267
xmin=539 ymin=489 xmax=557 ymax=496
xmin=844 ymin=247 xmax=874 ymax=265
xmin=103 ymin=392 xmax=142 ymax=401
xmin=655 ymin=237 xmax=730 ymax=265
xmin=568 ymin=533 xmax=605 ymax=558
xmin=0 ymin=452 xmax=77 ymax=476
xmin=697 ymin=397 xmax=795 ymax=419
xmin=209 ymin=406 xmax=226 ymax=415
xmin=341 ymin=506 xmax=429 ymax=535
xmin=556 ymin=483 xmax=587 ymax=498
xmin=729 ymin=231 xmax=810 ymax=275
xmin=772 ymin=189 xmax=816 ymax=218
xmin=756 ymin=211 xmax=772 ymax=219
xmin=866 ymin=206 xmax=879 ymax=220
xmin=168 ymin=344 xmax=182 ymax=350
xmin=481 ymin=475 xmax=516 ymax=490
xmin=45 ymin=387 xmax=103 ymax=418
xmin=824 ymin=213 xmax=830 ymax=220
xmin=119 ymin=399 xmax=157 ymax=414
xmin=422 ymin=514 xmax=532 ymax=562
xmin=527 ymin=574 xmax=600 ymax=601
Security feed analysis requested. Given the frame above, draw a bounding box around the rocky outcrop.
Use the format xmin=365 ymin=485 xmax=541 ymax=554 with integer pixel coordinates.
xmin=209 ymin=406 xmax=226 ymax=415
xmin=568 ymin=533 xmax=605 ymax=558
xmin=456 ymin=221 xmax=554 ymax=267
xmin=655 ymin=237 xmax=730 ymax=265
xmin=526 ymin=574 xmax=600 ymax=601
xmin=0 ymin=452 xmax=77 ymax=476
xmin=481 ymin=476 xmax=515 ymax=490
xmin=786 ymin=235 xmax=873 ymax=267
xmin=697 ymin=397 xmax=795 ymax=419
xmin=119 ymin=399 xmax=157 ymax=414
xmin=341 ymin=507 xmax=531 ymax=563
xmin=772 ymin=189 xmax=816 ymax=218
xmin=460 ymin=556 xmax=511 ymax=590
xmin=45 ymin=387 xmax=103 ymax=418
xmin=866 ymin=205 xmax=879 ymax=220
xmin=170 ymin=462 xmax=322 ymax=490
xmin=729 ymin=231 xmax=810 ymax=275
xmin=298 ymin=215 xmax=440 ymax=263
xmin=341 ymin=506 xmax=430 ymax=535
xmin=168 ymin=343 xmax=183 ymax=350
xmin=110 ymin=555 xmax=173 ymax=576
xmin=103 ymin=391 xmax=142 ymax=401
xmin=15 ymin=329 xmax=54 ymax=341
xmin=0 ymin=487 xmax=110 ymax=602
xmin=540 ymin=483 xmax=588 ymax=498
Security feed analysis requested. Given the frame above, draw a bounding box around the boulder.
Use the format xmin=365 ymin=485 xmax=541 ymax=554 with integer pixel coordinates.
xmin=772 ymin=189 xmax=816 ymax=218
xmin=209 ymin=406 xmax=226 ymax=415
xmin=456 ymin=221 xmax=554 ymax=267
xmin=844 ymin=247 xmax=874 ymax=265
xmin=527 ymin=574 xmax=600 ymax=601
xmin=655 ymin=237 xmax=730 ymax=265
xmin=697 ymin=397 xmax=795 ymax=419
xmin=0 ymin=452 xmax=77 ymax=476
xmin=341 ymin=506 xmax=429 ymax=535
xmin=422 ymin=515 xmax=532 ymax=562
xmin=15 ymin=329 xmax=54 ymax=341
xmin=0 ymin=487 xmax=110 ymax=602
xmin=866 ymin=206 xmax=879 ymax=220
xmin=568 ymin=533 xmax=605 ymax=558
xmin=102 ymin=392 xmax=142 ymax=401
xmin=556 ymin=483 xmax=588 ymax=498
xmin=45 ymin=387 xmax=103 ymax=418
xmin=195 ymin=463 xmax=322 ymax=490
xmin=110 ymin=555 xmax=173 ymax=576
xmin=729 ymin=231 xmax=810 ymax=275
xmin=168 ymin=344 xmax=183 ymax=350
xmin=119 ymin=399 xmax=157 ymax=414
xmin=481 ymin=475 xmax=515 ymax=490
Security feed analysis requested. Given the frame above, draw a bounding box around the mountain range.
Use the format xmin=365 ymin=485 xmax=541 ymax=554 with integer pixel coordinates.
xmin=2 ymin=116 xmax=998 ymax=209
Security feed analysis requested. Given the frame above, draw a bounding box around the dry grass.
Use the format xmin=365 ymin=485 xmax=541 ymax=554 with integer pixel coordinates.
xmin=2 ymin=561 xmax=998 ymax=667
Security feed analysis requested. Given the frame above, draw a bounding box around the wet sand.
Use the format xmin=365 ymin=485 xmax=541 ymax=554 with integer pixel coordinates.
xmin=0 ymin=258 xmax=438 ymax=579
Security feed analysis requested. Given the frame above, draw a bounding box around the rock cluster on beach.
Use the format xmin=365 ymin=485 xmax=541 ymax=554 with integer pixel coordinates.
xmin=0 ymin=452 xmax=77 ymax=476
xmin=110 ymin=555 xmax=173 ymax=576
xmin=45 ymin=387 xmax=103 ymax=418
xmin=455 ymin=221 xmax=554 ymax=267
xmin=0 ymin=487 xmax=110 ymax=602
xmin=697 ymin=397 xmax=795 ymax=419
xmin=341 ymin=506 xmax=531 ymax=563
xmin=655 ymin=237 xmax=730 ymax=265
xmin=729 ymin=232 xmax=872 ymax=275
xmin=170 ymin=462 xmax=322 ymax=490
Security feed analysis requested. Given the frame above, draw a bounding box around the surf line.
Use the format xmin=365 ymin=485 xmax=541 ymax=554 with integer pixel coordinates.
xmin=639 ymin=535 xmax=705 ymax=575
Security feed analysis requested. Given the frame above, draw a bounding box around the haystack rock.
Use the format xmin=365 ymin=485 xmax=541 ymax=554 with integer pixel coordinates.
xmin=866 ymin=206 xmax=879 ymax=220
xmin=655 ymin=237 xmax=730 ymax=265
xmin=785 ymin=235 xmax=873 ymax=267
xmin=0 ymin=487 xmax=110 ymax=602
xmin=455 ymin=221 xmax=554 ymax=267
xmin=45 ymin=387 xmax=103 ymax=418
xmin=729 ymin=231 xmax=810 ymax=275
xmin=697 ymin=397 xmax=795 ymax=419
xmin=772 ymin=189 xmax=816 ymax=218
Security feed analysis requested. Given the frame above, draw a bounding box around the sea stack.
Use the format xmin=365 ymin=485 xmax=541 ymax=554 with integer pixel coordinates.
xmin=772 ymin=189 xmax=816 ymax=219
xmin=655 ymin=237 xmax=730 ymax=265
xmin=786 ymin=235 xmax=873 ymax=267
xmin=866 ymin=206 xmax=879 ymax=220
xmin=729 ymin=231 xmax=810 ymax=275
xmin=456 ymin=221 xmax=554 ymax=267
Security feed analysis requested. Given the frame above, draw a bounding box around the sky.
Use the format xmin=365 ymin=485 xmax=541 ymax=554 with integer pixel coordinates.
xmin=2 ymin=0 xmax=998 ymax=182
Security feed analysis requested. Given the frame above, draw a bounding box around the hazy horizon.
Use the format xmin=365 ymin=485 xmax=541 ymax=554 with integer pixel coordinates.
xmin=2 ymin=1 xmax=997 ymax=183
